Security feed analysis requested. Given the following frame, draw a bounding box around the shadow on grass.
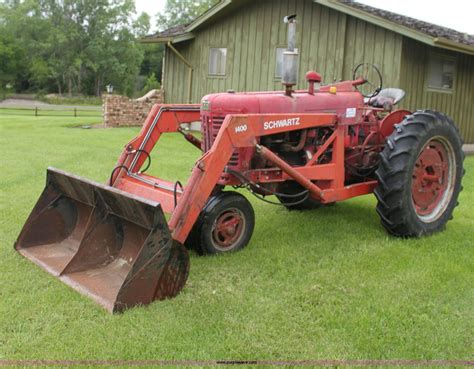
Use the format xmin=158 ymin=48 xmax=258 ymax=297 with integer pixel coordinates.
xmin=63 ymin=122 xmax=105 ymax=129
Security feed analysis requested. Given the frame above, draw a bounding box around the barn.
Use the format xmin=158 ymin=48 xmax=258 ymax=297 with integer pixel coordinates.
xmin=143 ymin=0 xmax=474 ymax=143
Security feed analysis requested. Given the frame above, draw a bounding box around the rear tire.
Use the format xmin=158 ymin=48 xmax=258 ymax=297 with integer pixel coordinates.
xmin=276 ymin=181 xmax=323 ymax=210
xmin=375 ymin=110 xmax=464 ymax=237
xmin=186 ymin=192 xmax=255 ymax=255
xmin=275 ymin=152 xmax=324 ymax=210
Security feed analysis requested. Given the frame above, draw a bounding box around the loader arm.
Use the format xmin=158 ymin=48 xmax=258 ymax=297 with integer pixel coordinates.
xmin=110 ymin=104 xmax=201 ymax=213
xmin=111 ymin=104 xmax=201 ymax=185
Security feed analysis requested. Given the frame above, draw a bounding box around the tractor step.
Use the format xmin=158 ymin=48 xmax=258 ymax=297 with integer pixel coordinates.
xmin=15 ymin=168 xmax=189 ymax=313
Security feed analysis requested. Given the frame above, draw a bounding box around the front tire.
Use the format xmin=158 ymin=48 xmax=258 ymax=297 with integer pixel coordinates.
xmin=186 ymin=192 xmax=255 ymax=255
xmin=375 ymin=110 xmax=464 ymax=237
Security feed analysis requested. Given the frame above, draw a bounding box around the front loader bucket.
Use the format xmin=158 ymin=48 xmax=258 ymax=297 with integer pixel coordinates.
xmin=15 ymin=168 xmax=189 ymax=313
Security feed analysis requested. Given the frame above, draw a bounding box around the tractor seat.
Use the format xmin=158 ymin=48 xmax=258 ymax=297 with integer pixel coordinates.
xmin=366 ymin=88 xmax=406 ymax=108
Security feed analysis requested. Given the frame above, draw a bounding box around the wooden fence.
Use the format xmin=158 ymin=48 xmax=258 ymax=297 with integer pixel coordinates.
xmin=0 ymin=107 xmax=102 ymax=117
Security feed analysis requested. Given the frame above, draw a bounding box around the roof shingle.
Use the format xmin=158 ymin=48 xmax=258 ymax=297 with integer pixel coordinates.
xmin=343 ymin=1 xmax=474 ymax=47
xmin=144 ymin=24 xmax=188 ymax=40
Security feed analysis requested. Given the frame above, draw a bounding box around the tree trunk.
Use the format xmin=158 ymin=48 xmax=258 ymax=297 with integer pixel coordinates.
xmin=95 ymin=75 xmax=102 ymax=97
xmin=77 ymin=68 xmax=82 ymax=95
xmin=68 ymin=77 xmax=72 ymax=97
xmin=57 ymin=80 xmax=62 ymax=95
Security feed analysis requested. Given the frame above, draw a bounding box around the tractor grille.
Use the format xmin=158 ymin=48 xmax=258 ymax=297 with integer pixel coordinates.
xmin=202 ymin=114 xmax=240 ymax=167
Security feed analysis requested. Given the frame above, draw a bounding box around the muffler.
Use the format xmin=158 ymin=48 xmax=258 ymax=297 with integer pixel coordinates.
xmin=15 ymin=168 xmax=189 ymax=313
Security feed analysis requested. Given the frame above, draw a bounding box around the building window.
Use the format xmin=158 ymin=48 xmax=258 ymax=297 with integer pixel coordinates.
xmin=275 ymin=47 xmax=298 ymax=79
xmin=427 ymin=54 xmax=456 ymax=91
xmin=209 ymin=48 xmax=227 ymax=76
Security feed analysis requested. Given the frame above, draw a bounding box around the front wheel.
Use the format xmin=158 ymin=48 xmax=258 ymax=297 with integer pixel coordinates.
xmin=375 ymin=110 xmax=464 ymax=237
xmin=186 ymin=192 xmax=255 ymax=255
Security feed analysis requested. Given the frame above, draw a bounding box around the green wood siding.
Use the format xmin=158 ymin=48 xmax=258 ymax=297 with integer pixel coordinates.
xmin=163 ymin=0 xmax=403 ymax=104
xmin=400 ymin=38 xmax=474 ymax=143
xmin=342 ymin=17 xmax=402 ymax=86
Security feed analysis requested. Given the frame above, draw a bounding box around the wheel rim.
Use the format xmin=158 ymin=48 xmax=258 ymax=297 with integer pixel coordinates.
xmin=211 ymin=208 xmax=245 ymax=251
xmin=411 ymin=137 xmax=456 ymax=223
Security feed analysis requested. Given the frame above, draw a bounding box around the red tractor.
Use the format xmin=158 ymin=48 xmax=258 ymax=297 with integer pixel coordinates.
xmin=15 ymin=16 xmax=464 ymax=313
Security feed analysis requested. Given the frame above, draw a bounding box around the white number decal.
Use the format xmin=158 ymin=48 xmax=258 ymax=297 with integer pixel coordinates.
xmin=235 ymin=124 xmax=248 ymax=133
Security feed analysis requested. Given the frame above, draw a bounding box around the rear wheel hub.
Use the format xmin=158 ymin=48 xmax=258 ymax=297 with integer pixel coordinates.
xmin=411 ymin=138 xmax=455 ymax=222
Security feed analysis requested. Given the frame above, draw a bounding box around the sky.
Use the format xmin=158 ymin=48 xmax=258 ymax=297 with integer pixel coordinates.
xmin=135 ymin=0 xmax=474 ymax=35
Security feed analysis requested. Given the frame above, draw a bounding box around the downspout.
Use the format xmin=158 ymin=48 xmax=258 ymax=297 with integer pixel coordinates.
xmin=167 ymin=41 xmax=194 ymax=103
xmin=161 ymin=46 xmax=166 ymax=102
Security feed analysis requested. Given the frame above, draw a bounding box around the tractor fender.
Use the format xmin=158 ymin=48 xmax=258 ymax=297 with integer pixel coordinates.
xmin=379 ymin=109 xmax=411 ymax=138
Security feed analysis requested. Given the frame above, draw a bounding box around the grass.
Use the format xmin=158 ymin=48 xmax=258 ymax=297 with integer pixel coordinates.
xmin=0 ymin=112 xmax=472 ymax=362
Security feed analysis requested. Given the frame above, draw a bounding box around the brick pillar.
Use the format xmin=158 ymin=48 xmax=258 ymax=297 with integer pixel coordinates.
xmin=103 ymin=90 xmax=164 ymax=128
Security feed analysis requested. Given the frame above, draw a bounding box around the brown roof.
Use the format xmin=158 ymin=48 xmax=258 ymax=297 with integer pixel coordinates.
xmin=343 ymin=1 xmax=474 ymax=47
xmin=145 ymin=0 xmax=474 ymax=49
xmin=143 ymin=24 xmax=188 ymax=41
xmin=158 ymin=24 xmax=188 ymax=37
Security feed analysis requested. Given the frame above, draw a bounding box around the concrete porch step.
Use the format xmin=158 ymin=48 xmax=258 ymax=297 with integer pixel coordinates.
xmin=463 ymin=145 xmax=474 ymax=155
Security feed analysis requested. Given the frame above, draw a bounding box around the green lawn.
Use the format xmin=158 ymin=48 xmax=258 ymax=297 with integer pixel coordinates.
xmin=0 ymin=113 xmax=472 ymax=362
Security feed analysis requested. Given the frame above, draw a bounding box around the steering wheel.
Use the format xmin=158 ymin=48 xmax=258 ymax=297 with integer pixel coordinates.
xmin=353 ymin=63 xmax=383 ymax=98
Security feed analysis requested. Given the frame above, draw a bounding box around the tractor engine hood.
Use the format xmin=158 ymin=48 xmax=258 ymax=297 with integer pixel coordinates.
xmin=201 ymin=88 xmax=364 ymax=122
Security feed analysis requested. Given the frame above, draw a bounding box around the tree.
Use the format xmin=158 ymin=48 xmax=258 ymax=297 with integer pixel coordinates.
xmin=79 ymin=0 xmax=150 ymax=96
xmin=156 ymin=0 xmax=219 ymax=30
xmin=0 ymin=0 xmax=150 ymax=97
xmin=40 ymin=0 xmax=150 ymax=96
xmin=140 ymin=43 xmax=164 ymax=83
xmin=0 ymin=33 xmax=25 ymax=97
xmin=0 ymin=0 xmax=49 ymax=92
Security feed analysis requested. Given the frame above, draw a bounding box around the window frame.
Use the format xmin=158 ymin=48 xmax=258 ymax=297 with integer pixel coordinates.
xmin=426 ymin=52 xmax=456 ymax=94
xmin=208 ymin=47 xmax=228 ymax=78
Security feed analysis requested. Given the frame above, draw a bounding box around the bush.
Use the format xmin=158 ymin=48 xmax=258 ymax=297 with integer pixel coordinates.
xmin=0 ymin=83 xmax=14 ymax=101
xmin=37 ymin=94 xmax=102 ymax=106
xmin=142 ymin=73 xmax=161 ymax=95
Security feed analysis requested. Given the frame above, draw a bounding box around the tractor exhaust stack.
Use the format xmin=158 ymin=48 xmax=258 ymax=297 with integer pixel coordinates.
xmin=15 ymin=168 xmax=189 ymax=313
xmin=282 ymin=15 xmax=299 ymax=96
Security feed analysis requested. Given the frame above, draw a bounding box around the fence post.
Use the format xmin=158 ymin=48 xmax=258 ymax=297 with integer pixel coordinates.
xmin=74 ymin=108 xmax=77 ymax=117
xmin=35 ymin=107 xmax=38 ymax=117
